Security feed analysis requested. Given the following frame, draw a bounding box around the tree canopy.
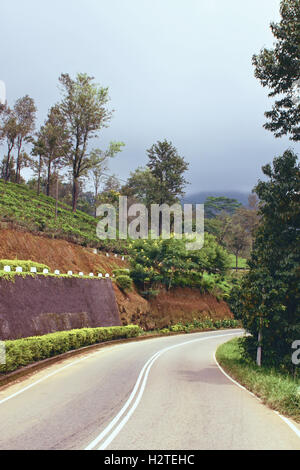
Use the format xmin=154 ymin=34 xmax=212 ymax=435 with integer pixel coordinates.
xmin=253 ymin=0 xmax=300 ymax=141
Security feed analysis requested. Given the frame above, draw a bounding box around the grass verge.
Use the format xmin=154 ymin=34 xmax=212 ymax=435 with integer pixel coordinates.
xmin=216 ymin=338 xmax=300 ymax=423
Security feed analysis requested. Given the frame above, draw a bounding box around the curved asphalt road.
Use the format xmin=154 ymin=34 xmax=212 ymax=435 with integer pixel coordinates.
xmin=0 ymin=330 xmax=299 ymax=450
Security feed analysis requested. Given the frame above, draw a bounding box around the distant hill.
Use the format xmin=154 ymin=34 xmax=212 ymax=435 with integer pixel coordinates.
xmin=183 ymin=190 xmax=251 ymax=207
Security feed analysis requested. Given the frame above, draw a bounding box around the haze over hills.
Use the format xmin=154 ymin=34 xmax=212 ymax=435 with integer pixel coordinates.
xmin=183 ymin=190 xmax=251 ymax=207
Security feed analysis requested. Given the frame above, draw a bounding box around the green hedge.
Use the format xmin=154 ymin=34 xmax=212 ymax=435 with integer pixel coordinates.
xmin=164 ymin=318 xmax=239 ymax=334
xmin=112 ymin=269 xmax=130 ymax=276
xmin=0 ymin=325 xmax=142 ymax=374
xmin=0 ymin=259 xmax=51 ymax=273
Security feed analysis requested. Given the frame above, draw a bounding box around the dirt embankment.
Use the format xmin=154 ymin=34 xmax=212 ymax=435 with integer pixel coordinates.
xmin=0 ymin=228 xmax=126 ymax=275
xmin=115 ymin=286 xmax=232 ymax=330
xmin=0 ymin=229 xmax=233 ymax=330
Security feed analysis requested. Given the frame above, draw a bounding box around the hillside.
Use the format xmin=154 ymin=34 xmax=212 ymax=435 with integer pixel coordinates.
xmin=0 ymin=180 xmax=125 ymax=253
xmin=0 ymin=228 xmax=233 ymax=330
xmin=0 ymin=180 xmax=235 ymax=331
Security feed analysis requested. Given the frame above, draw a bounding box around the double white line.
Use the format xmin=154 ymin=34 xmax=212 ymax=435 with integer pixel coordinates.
xmin=85 ymin=331 xmax=241 ymax=450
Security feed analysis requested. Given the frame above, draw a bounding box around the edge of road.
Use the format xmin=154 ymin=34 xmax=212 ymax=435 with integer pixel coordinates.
xmin=213 ymin=351 xmax=300 ymax=440
xmin=0 ymin=328 xmax=241 ymax=390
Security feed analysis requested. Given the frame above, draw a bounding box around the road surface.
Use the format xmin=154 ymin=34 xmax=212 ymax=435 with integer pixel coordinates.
xmin=0 ymin=329 xmax=299 ymax=450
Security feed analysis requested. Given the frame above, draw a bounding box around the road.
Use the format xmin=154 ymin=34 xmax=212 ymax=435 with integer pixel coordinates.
xmin=0 ymin=329 xmax=299 ymax=450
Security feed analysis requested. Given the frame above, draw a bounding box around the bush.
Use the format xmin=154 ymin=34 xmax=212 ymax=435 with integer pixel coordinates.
xmin=112 ymin=268 xmax=130 ymax=277
xmin=0 ymin=259 xmax=50 ymax=273
xmin=0 ymin=325 xmax=142 ymax=374
xmin=116 ymin=275 xmax=133 ymax=291
xmin=165 ymin=318 xmax=239 ymax=335
xmin=128 ymin=235 xmax=231 ymax=290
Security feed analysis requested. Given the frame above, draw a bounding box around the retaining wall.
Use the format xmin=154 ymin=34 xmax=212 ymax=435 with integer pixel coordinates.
xmin=0 ymin=276 xmax=121 ymax=340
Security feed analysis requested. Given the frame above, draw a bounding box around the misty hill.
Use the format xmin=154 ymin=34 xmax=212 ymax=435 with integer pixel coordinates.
xmin=183 ymin=190 xmax=251 ymax=207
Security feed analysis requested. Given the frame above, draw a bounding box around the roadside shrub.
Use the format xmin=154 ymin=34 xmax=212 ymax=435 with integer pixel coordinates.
xmin=112 ymin=269 xmax=130 ymax=277
xmin=0 ymin=325 xmax=142 ymax=374
xmin=160 ymin=328 xmax=170 ymax=335
xmin=0 ymin=259 xmax=50 ymax=273
xmin=166 ymin=318 xmax=239 ymax=335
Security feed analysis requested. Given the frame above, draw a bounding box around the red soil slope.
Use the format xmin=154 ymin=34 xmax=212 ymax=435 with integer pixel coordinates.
xmin=0 ymin=228 xmax=126 ymax=275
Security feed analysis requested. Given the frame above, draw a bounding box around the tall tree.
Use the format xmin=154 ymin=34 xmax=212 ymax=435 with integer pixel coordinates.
xmin=122 ymin=167 xmax=158 ymax=208
xmin=33 ymin=105 xmax=70 ymax=196
xmin=0 ymin=106 xmax=18 ymax=181
xmin=253 ymin=0 xmax=300 ymax=141
xmin=229 ymin=150 xmax=300 ymax=370
xmin=14 ymin=95 xmax=36 ymax=183
xmin=58 ymin=73 xmax=113 ymax=211
xmin=147 ymin=140 xmax=189 ymax=206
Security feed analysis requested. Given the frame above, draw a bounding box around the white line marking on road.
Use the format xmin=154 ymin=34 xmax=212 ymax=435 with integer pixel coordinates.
xmin=85 ymin=350 xmax=161 ymax=450
xmin=86 ymin=331 xmax=242 ymax=450
xmin=214 ymin=352 xmax=300 ymax=440
xmin=274 ymin=412 xmax=300 ymax=439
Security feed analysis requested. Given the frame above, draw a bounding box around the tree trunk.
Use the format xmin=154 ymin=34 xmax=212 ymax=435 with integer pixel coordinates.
xmin=15 ymin=149 xmax=20 ymax=184
xmin=46 ymin=160 xmax=51 ymax=196
xmin=15 ymin=138 xmax=23 ymax=184
xmin=55 ymin=174 xmax=59 ymax=220
xmin=37 ymin=155 xmax=41 ymax=196
xmin=72 ymin=177 xmax=80 ymax=212
xmin=94 ymin=187 xmax=98 ymax=218
xmin=4 ymin=148 xmax=12 ymax=182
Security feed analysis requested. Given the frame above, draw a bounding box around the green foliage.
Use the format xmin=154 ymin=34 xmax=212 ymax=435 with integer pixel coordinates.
xmin=122 ymin=140 xmax=189 ymax=209
xmin=160 ymin=318 xmax=239 ymax=334
xmin=217 ymin=338 xmax=300 ymax=422
xmin=128 ymin=234 xmax=231 ymax=291
xmin=121 ymin=168 xmax=158 ymax=208
xmin=115 ymin=274 xmax=133 ymax=291
xmin=146 ymin=140 xmax=189 ymax=205
xmin=229 ymin=150 xmax=300 ymax=371
xmin=0 ymin=259 xmax=50 ymax=272
xmin=253 ymin=0 xmax=300 ymax=141
xmin=112 ymin=268 xmax=130 ymax=277
xmin=0 ymin=325 xmax=142 ymax=374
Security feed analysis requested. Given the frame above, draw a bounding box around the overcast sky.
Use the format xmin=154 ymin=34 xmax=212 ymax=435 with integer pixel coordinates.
xmin=1 ymin=0 xmax=297 ymax=195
